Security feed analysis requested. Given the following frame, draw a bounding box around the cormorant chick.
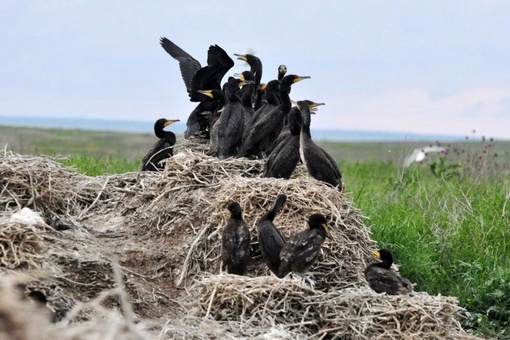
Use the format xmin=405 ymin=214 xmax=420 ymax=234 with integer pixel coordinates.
xmin=257 ymin=194 xmax=287 ymax=276
xmin=221 ymin=202 xmax=251 ymax=275
xmin=141 ymin=118 xmax=180 ymax=171
xmin=277 ymin=213 xmax=328 ymax=278
xmin=365 ymin=249 xmax=414 ymax=296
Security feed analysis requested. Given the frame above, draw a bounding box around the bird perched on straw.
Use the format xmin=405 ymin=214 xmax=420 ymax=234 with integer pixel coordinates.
xmin=364 ymin=249 xmax=414 ymax=296
xmin=221 ymin=202 xmax=251 ymax=275
xmin=257 ymin=194 xmax=287 ymax=276
xmin=277 ymin=213 xmax=328 ymax=279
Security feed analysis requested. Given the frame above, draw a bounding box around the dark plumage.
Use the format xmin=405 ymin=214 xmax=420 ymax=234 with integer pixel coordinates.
xmin=196 ymin=89 xmax=225 ymax=142
xmin=235 ymin=71 xmax=256 ymax=130
xmin=141 ymin=118 xmax=180 ymax=171
xmin=257 ymin=194 xmax=287 ymax=275
xmin=221 ymin=202 xmax=251 ymax=275
xmin=365 ymin=249 xmax=414 ymax=296
xmin=211 ymin=77 xmax=250 ymax=159
xmin=239 ymin=75 xmax=310 ymax=158
xmin=160 ymin=37 xmax=234 ymax=102
xmin=298 ymin=101 xmax=343 ymax=189
xmin=277 ymin=213 xmax=328 ymax=278
xmin=253 ymin=82 xmax=267 ymax=112
xmin=234 ymin=53 xmax=263 ymax=99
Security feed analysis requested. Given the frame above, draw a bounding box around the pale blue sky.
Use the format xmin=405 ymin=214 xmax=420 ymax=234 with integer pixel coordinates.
xmin=1 ymin=1 xmax=509 ymax=139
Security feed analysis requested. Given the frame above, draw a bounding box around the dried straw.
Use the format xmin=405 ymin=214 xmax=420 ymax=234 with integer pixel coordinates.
xmin=0 ymin=142 xmax=481 ymax=339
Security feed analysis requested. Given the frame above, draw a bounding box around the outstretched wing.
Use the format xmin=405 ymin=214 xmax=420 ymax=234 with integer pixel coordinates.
xmin=160 ymin=37 xmax=201 ymax=96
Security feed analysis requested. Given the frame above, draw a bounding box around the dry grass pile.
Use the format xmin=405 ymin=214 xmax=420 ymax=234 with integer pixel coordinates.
xmin=0 ymin=213 xmax=47 ymax=270
xmin=0 ymin=143 xmax=480 ymax=339
xmin=179 ymin=274 xmax=478 ymax=339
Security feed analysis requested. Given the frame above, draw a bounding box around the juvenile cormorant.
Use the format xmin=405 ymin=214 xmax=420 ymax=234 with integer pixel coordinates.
xmin=141 ymin=118 xmax=180 ymax=171
xmin=239 ymin=74 xmax=310 ymax=158
xmin=298 ymin=101 xmax=343 ymax=189
xmin=160 ymin=37 xmax=234 ymax=102
xmin=365 ymin=249 xmax=414 ymax=296
xmin=257 ymin=194 xmax=287 ymax=276
xmin=221 ymin=202 xmax=251 ymax=275
xmin=277 ymin=213 xmax=328 ymax=278
xmin=212 ymin=77 xmax=251 ymax=159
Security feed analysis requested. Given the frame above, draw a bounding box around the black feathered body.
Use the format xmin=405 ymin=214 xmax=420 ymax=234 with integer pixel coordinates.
xmin=299 ymin=102 xmax=342 ymax=189
xmin=364 ymin=265 xmax=414 ymax=295
xmin=141 ymin=138 xmax=175 ymax=171
xmin=221 ymin=203 xmax=251 ymax=275
xmin=364 ymin=249 xmax=414 ymax=296
xmin=257 ymin=194 xmax=287 ymax=275
xmin=277 ymin=227 xmax=326 ymax=278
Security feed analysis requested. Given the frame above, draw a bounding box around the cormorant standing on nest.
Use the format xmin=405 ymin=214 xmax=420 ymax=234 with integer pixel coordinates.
xmin=141 ymin=118 xmax=180 ymax=171
xmin=211 ymin=77 xmax=250 ymax=159
xmin=239 ymin=74 xmax=310 ymax=158
xmin=298 ymin=101 xmax=343 ymax=189
xmin=364 ymin=249 xmax=414 ymax=296
xmin=257 ymin=194 xmax=287 ymax=276
xmin=221 ymin=202 xmax=251 ymax=275
xmin=277 ymin=213 xmax=328 ymax=278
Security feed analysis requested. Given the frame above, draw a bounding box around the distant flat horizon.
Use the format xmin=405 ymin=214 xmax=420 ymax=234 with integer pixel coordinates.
xmin=0 ymin=115 xmax=481 ymax=142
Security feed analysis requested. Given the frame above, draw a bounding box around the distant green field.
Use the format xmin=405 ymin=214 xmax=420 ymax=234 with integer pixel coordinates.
xmin=2 ymin=125 xmax=510 ymax=338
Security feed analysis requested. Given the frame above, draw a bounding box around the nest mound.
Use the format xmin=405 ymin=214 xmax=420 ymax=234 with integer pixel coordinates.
xmin=0 ymin=143 xmax=479 ymax=339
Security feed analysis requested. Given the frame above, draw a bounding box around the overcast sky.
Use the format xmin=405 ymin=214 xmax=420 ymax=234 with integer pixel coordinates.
xmin=1 ymin=1 xmax=509 ymax=139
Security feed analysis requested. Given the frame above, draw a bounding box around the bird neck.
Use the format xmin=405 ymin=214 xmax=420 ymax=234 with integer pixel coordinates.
xmin=156 ymin=130 xmax=175 ymax=140
xmin=300 ymin=111 xmax=312 ymax=137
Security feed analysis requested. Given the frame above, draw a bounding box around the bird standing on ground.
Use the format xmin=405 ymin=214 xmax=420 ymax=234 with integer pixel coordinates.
xmin=257 ymin=194 xmax=287 ymax=276
xmin=141 ymin=118 xmax=180 ymax=171
xmin=277 ymin=213 xmax=328 ymax=278
xmin=298 ymin=101 xmax=343 ymax=189
xmin=364 ymin=249 xmax=414 ymax=296
xmin=221 ymin=202 xmax=251 ymax=275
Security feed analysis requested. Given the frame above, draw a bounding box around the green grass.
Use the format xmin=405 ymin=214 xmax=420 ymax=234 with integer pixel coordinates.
xmin=3 ymin=125 xmax=510 ymax=337
xmin=343 ymin=157 xmax=510 ymax=338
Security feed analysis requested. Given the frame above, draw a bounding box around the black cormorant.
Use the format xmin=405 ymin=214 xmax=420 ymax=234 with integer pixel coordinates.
xmin=221 ymin=202 xmax=251 ymax=275
xmin=160 ymin=37 xmax=234 ymax=102
xmin=277 ymin=213 xmax=328 ymax=278
xmin=141 ymin=118 xmax=180 ymax=171
xmin=364 ymin=249 xmax=414 ymax=296
xmin=298 ymin=101 xmax=343 ymax=189
xmin=239 ymin=74 xmax=310 ymax=158
xmin=257 ymin=194 xmax=287 ymax=276
xmin=234 ymin=53 xmax=263 ymax=100
xmin=211 ymin=77 xmax=250 ymax=159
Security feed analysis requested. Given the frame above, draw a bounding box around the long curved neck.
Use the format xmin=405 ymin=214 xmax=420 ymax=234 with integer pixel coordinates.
xmin=300 ymin=108 xmax=312 ymax=138
xmin=156 ymin=130 xmax=175 ymax=142
xmin=279 ymin=83 xmax=292 ymax=116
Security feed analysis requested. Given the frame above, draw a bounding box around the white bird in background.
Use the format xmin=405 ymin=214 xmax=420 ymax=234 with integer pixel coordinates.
xmin=9 ymin=207 xmax=46 ymax=226
xmin=403 ymin=146 xmax=449 ymax=168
